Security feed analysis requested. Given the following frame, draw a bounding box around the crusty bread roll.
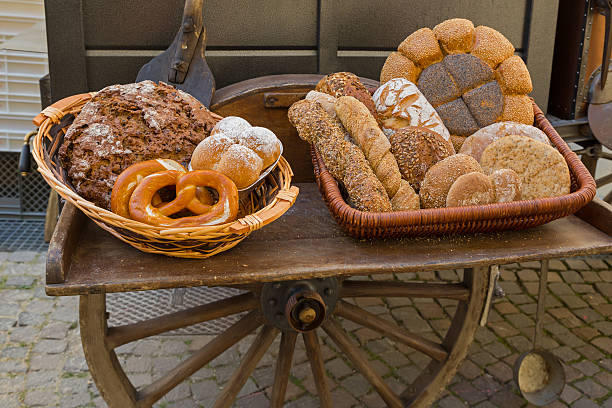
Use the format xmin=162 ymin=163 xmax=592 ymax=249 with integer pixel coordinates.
xmin=288 ymin=99 xmax=392 ymax=212
xmin=380 ymin=52 xmax=420 ymax=84
xmin=433 ymin=18 xmax=474 ymax=54
xmin=496 ymin=55 xmax=533 ymax=95
xmin=191 ymin=134 xmax=263 ymax=189
xmin=501 ymin=95 xmax=534 ymax=125
xmin=389 ymin=126 xmax=455 ymax=191
xmin=490 ymin=168 xmax=522 ymax=202
xmin=316 ymin=72 xmax=378 ymax=119
xmin=480 ymin=135 xmax=570 ymax=200
xmin=398 ymin=28 xmax=443 ymax=68
xmin=372 ymin=78 xmax=450 ymax=140
xmin=459 ymin=121 xmax=550 ymax=162
xmin=446 ymin=172 xmax=495 ymax=207
xmin=392 ymin=180 xmax=421 ymax=211
xmin=420 ymin=154 xmax=483 ymax=208
xmin=471 ymin=25 xmax=515 ymax=69
xmin=238 ymin=127 xmax=281 ymax=168
xmin=211 ymin=116 xmax=251 ymax=140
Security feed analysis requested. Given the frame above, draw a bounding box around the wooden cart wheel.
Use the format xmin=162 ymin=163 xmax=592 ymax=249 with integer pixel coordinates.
xmin=79 ymin=266 xmax=488 ymax=407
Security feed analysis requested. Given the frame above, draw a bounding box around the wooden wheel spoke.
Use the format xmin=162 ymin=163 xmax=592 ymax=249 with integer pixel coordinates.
xmin=270 ymin=332 xmax=297 ymax=408
xmin=335 ymin=300 xmax=448 ymax=362
xmin=136 ymin=310 xmax=263 ymax=408
xmin=107 ymin=292 xmax=258 ymax=348
xmin=322 ymin=319 xmax=403 ymax=408
xmin=341 ymin=280 xmax=469 ymax=301
xmin=212 ymin=325 xmax=279 ymax=408
xmin=303 ymin=331 xmax=332 ymax=407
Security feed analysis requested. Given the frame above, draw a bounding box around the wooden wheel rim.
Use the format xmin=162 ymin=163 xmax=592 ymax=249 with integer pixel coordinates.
xmin=79 ymin=268 xmax=487 ymax=407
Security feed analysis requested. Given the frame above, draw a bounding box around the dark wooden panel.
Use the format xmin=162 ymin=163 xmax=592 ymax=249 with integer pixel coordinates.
xmin=335 ymin=0 xmax=528 ymax=49
xmin=45 ymin=184 xmax=612 ymax=295
xmin=85 ymin=55 xmax=318 ymax=91
xmin=82 ymin=0 xmax=317 ymax=49
xmin=45 ymin=0 xmax=88 ymax=101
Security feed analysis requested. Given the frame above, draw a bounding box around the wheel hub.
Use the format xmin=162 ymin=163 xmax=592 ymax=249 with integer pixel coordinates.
xmin=260 ymin=278 xmax=338 ymax=332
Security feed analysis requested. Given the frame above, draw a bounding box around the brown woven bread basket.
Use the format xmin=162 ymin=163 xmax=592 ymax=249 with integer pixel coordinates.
xmin=311 ymin=102 xmax=596 ymax=239
xmin=32 ymin=93 xmax=298 ymax=258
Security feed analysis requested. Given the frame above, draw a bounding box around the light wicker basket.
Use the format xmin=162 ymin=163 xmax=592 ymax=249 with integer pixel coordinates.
xmin=32 ymin=93 xmax=298 ymax=258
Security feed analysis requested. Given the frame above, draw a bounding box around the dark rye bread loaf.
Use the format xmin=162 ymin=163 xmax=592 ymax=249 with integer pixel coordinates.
xmin=59 ymin=81 xmax=218 ymax=209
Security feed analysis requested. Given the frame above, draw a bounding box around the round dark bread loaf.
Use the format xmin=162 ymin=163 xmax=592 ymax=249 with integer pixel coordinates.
xmin=58 ymin=81 xmax=218 ymax=209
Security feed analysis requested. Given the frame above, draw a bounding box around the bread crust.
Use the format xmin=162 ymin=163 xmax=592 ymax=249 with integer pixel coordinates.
xmin=446 ymin=171 xmax=495 ymax=207
xmin=316 ymin=72 xmax=378 ymax=119
xmin=288 ymin=99 xmax=392 ymax=212
xmin=433 ymin=18 xmax=475 ymax=54
xmin=480 ymin=135 xmax=570 ymax=200
xmin=389 ymin=127 xmax=454 ymax=191
xmin=419 ymin=154 xmax=482 ymax=208
xmin=490 ymin=168 xmax=522 ymax=202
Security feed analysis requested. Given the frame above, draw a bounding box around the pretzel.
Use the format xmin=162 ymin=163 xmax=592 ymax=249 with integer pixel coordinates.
xmin=111 ymin=159 xmax=187 ymax=217
xmin=129 ymin=170 xmax=239 ymax=227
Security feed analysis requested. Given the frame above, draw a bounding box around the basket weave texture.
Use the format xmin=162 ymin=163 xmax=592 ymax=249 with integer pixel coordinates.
xmin=311 ymin=102 xmax=596 ymax=239
xmin=32 ymin=93 xmax=298 ymax=258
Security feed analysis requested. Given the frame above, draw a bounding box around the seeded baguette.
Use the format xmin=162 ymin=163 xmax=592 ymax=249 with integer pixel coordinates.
xmin=335 ymin=96 xmax=419 ymax=210
xmin=288 ymin=99 xmax=392 ymax=212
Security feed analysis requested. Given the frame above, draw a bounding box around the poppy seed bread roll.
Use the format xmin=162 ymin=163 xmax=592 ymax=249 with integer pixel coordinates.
xmin=288 ymin=99 xmax=392 ymax=212
xmin=335 ymin=96 xmax=420 ymax=210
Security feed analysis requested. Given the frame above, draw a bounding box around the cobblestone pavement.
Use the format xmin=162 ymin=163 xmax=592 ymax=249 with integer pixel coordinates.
xmin=0 ymin=250 xmax=610 ymax=407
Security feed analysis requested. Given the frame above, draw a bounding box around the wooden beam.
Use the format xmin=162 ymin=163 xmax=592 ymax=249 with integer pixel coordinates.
xmin=334 ymin=301 xmax=448 ymax=362
xmin=270 ymin=332 xmax=297 ymax=408
xmin=323 ymin=319 xmax=403 ymax=408
xmin=317 ymin=0 xmax=338 ymax=73
xmin=212 ymin=325 xmax=279 ymax=408
xmin=303 ymin=331 xmax=332 ymax=407
xmin=107 ymin=293 xmax=258 ymax=348
xmin=341 ymin=281 xmax=469 ymax=301
xmin=136 ymin=311 xmax=263 ymax=407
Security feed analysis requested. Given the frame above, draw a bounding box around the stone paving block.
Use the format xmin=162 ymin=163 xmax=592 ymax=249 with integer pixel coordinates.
xmin=573 ymin=360 xmax=601 ymax=376
xmin=340 ymin=374 xmax=370 ymax=397
xmin=595 ymin=282 xmax=612 ymax=297
xmin=5 ymin=275 xmax=36 ymax=288
xmin=559 ymin=295 xmax=588 ymax=309
xmin=600 ymin=270 xmax=612 ymax=282
xmin=32 ymin=339 xmax=67 ymax=354
xmin=592 ymin=336 xmax=612 ymax=353
xmin=571 ymin=397 xmax=600 ymax=408
xmin=25 ymin=388 xmax=58 ymax=406
xmin=450 ymin=381 xmax=487 ymax=405
xmin=565 ymin=259 xmax=590 ymax=271
xmin=548 ymin=260 xmax=567 ymax=270
xmin=437 ymin=394 xmax=466 ymax=408
xmin=234 ymin=391 xmax=268 ymax=407
xmin=17 ymin=311 xmax=44 ymax=327
xmin=59 ymin=392 xmax=92 ymax=408
xmin=573 ymin=378 xmax=608 ymax=399
xmin=517 ymin=269 xmax=539 ymax=281
xmin=484 ymin=361 xmax=513 ymax=383
xmin=0 ymin=318 xmax=16 ymax=331
xmin=40 ymin=321 xmax=70 ymax=339
xmin=8 ymin=251 xmax=38 ymax=263
xmin=585 ymin=258 xmax=608 ymax=269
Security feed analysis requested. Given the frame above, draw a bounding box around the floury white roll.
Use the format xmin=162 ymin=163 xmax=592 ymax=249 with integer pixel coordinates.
xmin=372 ymin=78 xmax=451 ymax=142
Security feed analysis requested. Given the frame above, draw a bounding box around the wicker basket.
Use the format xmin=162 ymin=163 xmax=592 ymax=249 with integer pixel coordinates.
xmin=32 ymin=93 xmax=298 ymax=258
xmin=311 ymin=103 xmax=596 ymax=238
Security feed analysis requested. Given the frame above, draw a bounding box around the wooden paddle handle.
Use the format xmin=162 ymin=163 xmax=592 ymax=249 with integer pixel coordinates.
xmin=169 ymin=0 xmax=205 ymax=84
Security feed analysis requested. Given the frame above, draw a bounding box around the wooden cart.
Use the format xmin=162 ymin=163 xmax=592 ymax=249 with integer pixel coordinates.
xmin=45 ymin=75 xmax=612 ymax=408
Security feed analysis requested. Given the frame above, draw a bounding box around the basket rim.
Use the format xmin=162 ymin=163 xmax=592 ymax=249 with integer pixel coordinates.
xmin=31 ymin=92 xmax=297 ymax=241
xmin=311 ymin=102 xmax=597 ymax=229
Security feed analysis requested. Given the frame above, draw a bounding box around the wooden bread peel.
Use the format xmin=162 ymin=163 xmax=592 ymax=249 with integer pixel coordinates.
xmin=136 ymin=0 xmax=215 ymax=107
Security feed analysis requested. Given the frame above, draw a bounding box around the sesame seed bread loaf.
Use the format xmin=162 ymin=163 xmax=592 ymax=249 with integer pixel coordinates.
xmin=389 ymin=126 xmax=455 ymax=191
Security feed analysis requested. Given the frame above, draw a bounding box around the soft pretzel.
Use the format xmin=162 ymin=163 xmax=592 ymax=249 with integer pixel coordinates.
xmin=110 ymin=159 xmax=187 ymax=218
xmin=129 ymin=170 xmax=239 ymax=227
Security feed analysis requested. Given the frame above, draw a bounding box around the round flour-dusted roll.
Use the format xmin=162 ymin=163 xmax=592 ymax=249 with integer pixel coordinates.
xmin=373 ymin=78 xmax=450 ymax=140
xmin=237 ymin=127 xmax=281 ymax=168
xmin=191 ymin=133 xmax=263 ymax=189
xmin=389 ymin=126 xmax=455 ymax=191
xmin=490 ymin=168 xmax=522 ymax=202
xmin=480 ymin=135 xmax=570 ymax=200
xmin=211 ymin=116 xmax=252 ymax=140
xmin=446 ymin=172 xmax=495 ymax=207
xmin=419 ymin=154 xmax=482 ymax=208
xmin=459 ymin=121 xmax=549 ymax=162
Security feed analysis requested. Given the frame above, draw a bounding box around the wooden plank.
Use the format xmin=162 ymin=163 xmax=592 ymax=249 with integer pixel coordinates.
xmin=45 ymin=0 xmax=88 ymax=100
xmin=318 ymin=0 xmax=338 ymax=74
xmin=524 ymin=0 xmax=559 ymax=111
xmin=340 ymin=281 xmax=469 ymax=301
xmin=85 ymin=55 xmax=318 ymax=91
xmin=81 ymin=0 xmax=317 ymax=49
xmin=45 ymin=184 xmax=612 ymax=296
xmin=46 ymin=203 xmax=85 ymax=285
xmin=335 ymin=0 xmax=527 ymax=49
xmin=303 ymin=331 xmax=332 ymax=407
